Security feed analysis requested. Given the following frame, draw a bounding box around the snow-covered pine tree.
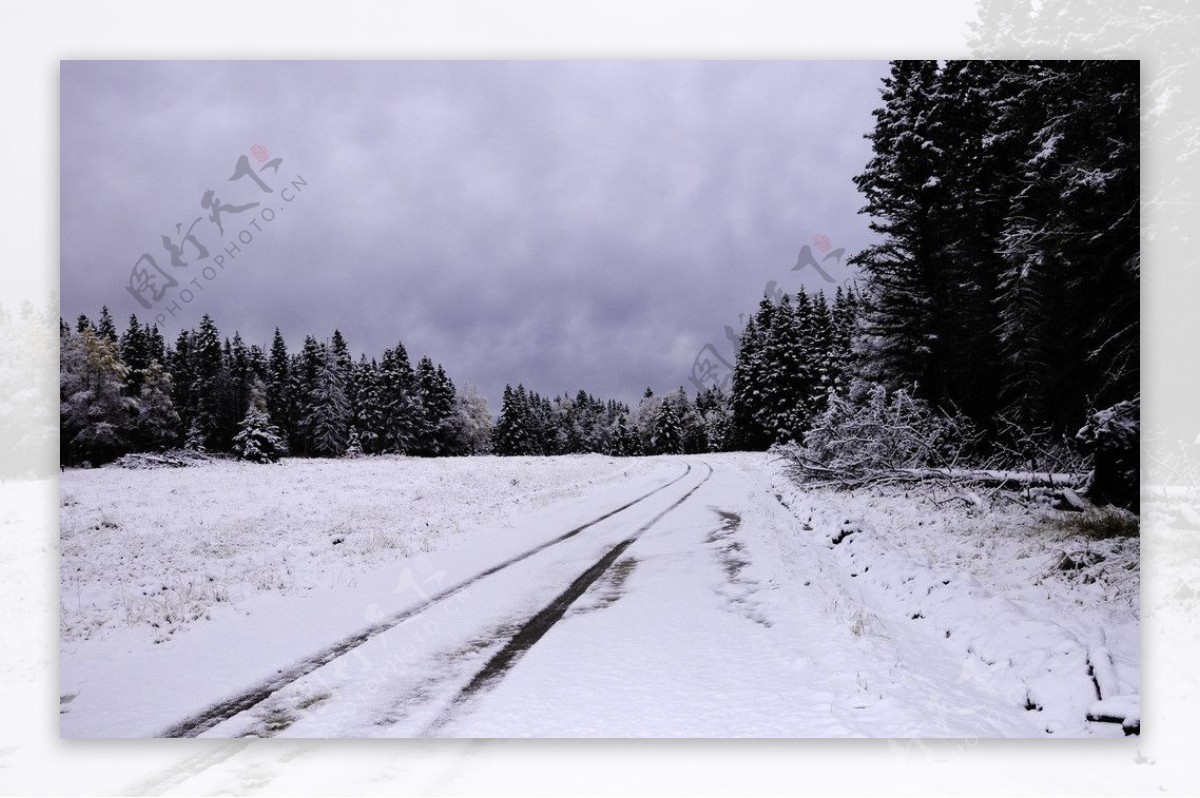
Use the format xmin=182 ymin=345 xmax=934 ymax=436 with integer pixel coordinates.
xmin=414 ymin=356 xmax=458 ymax=456
xmin=996 ymin=60 xmax=1139 ymax=430
xmin=188 ymin=314 xmax=224 ymax=451
xmin=119 ymin=314 xmax=150 ymax=396
xmin=805 ymin=290 xmax=835 ymax=419
xmin=611 ymin=413 xmax=630 ymax=456
xmin=266 ymin=327 xmax=292 ymax=442
xmin=304 ymin=344 xmax=350 ymax=457
xmin=926 ymin=60 xmax=1011 ymax=425
xmin=759 ymin=293 xmax=807 ymax=444
xmin=828 ymin=286 xmax=858 ymax=395
xmin=651 ymin=394 xmax=683 ymax=454
xmin=522 ymin=387 xmax=548 ymax=456
xmin=167 ymin=329 xmax=195 ymax=441
xmin=344 ymin=425 xmax=364 ymax=458
xmin=730 ymin=315 xmax=762 ymax=450
xmin=60 ymin=325 xmax=136 ymax=465
xmin=133 ymin=360 xmax=181 ymax=451
xmin=184 ymin=418 xmax=206 ymax=452
xmin=378 ymin=342 xmax=419 ymax=454
xmin=347 ymin=355 xmax=384 ymax=454
xmin=232 ymin=379 xmax=288 ymax=463
xmin=633 ymin=387 xmax=662 ymax=454
xmin=145 ymin=323 xmax=166 ymax=365
xmin=330 ymin=329 xmax=353 ymax=379
xmin=96 ymin=305 xmax=118 ymax=344
xmin=494 ymin=384 xmax=532 ymax=456
xmin=290 ymin=335 xmax=324 ymax=455
xmin=675 ymin=386 xmax=707 ymax=454
xmin=221 ymin=332 xmax=253 ymax=449
xmin=851 ymin=60 xmax=951 ymax=404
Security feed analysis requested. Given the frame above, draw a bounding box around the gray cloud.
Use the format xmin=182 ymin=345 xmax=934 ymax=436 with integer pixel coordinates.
xmin=61 ymin=60 xmax=886 ymax=410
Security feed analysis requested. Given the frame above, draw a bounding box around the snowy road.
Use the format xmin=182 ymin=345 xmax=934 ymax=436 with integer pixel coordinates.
xmin=61 ymin=454 xmax=1137 ymax=738
xmin=179 ymin=461 xmax=717 ymax=737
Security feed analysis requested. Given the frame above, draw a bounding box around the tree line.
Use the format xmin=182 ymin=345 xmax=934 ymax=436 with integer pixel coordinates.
xmin=59 ymin=309 xmax=492 ymax=466
xmin=491 ymin=384 xmax=733 ymax=457
xmin=58 ymin=282 xmax=864 ymax=465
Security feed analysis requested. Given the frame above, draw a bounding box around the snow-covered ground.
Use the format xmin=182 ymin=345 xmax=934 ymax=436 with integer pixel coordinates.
xmin=60 ymin=454 xmax=670 ymax=643
xmin=59 ymin=453 xmax=1138 ymax=738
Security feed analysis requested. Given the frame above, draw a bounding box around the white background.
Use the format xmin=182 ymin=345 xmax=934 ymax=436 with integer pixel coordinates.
xmin=3 ymin=1 xmax=1198 ymax=794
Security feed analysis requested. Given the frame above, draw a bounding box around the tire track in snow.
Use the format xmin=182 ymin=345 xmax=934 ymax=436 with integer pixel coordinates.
xmin=161 ymin=463 xmax=693 ymax=738
xmin=424 ymin=461 xmax=715 ymax=734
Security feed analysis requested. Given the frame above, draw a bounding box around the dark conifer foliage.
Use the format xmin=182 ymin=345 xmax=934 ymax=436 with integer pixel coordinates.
xmin=730 ymin=287 xmax=862 ymax=449
xmin=851 ymin=59 xmax=1138 ymax=434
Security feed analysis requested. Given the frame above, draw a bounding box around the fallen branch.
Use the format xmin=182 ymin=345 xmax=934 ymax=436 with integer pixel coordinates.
xmin=784 ymin=457 xmax=1088 ymax=493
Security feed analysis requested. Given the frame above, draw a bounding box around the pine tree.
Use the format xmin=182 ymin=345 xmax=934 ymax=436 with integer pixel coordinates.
xmin=378 ymin=342 xmax=419 ymax=454
xmin=348 ymin=355 xmax=384 ymax=454
xmin=731 ymin=299 xmax=780 ymax=450
xmin=651 ymin=395 xmax=683 ymax=454
xmin=612 ymin=414 xmax=629 ymax=456
xmin=119 ymin=314 xmax=150 ymax=396
xmin=184 ymin=419 xmax=206 ymax=452
xmin=60 ymin=327 xmax=135 ymax=465
xmin=145 ymin=324 xmax=166 ymax=365
xmin=189 ymin=314 xmax=224 ymax=450
xmin=634 ymin=387 xmax=662 ymax=454
xmin=96 ymin=305 xmax=118 ymax=344
xmin=167 ymin=329 xmax=195 ymax=436
xmin=133 ymin=360 xmax=181 ymax=451
xmin=702 ymin=386 xmax=732 ymax=452
xmin=414 ymin=356 xmax=457 ymax=456
xmin=828 ymin=286 xmax=859 ymax=395
xmin=493 ymin=384 xmax=525 ymax=455
xmin=996 ymin=60 xmax=1139 ymax=430
xmin=344 ymin=426 xmax=365 ymax=458
xmin=851 ymin=60 xmax=952 ymax=404
xmin=232 ymin=379 xmax=288 ymax=463
xmin=330 ymin=329 xmax=353 ymax=377
xmin=675 ymin=386 xmax=707 ymax=453
xmin=760 ymin=294 xmax=808 ymax=443
xmin=304 ymin=344 xmax=350 ymax=457
xmin=291 ymin=335 xmax=323 ymax=455
xmin=804 ymin=290 xmax=836 ymax=418
xmin=266 ymin=327 xmax=292 ymax=441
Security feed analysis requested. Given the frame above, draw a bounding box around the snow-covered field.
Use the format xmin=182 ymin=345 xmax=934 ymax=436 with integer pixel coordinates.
xmin=60 ymin=454 xmax=669 ymax=643
xmin=59 ymin=453 xmax=1139 ymax=738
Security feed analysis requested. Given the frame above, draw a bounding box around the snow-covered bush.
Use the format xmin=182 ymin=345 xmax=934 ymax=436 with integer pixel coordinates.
xmin=799 ymin=385 xmax=978 ymax=471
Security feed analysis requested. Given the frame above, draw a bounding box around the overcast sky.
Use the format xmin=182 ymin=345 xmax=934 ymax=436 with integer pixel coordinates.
xmin=61 ymin=60 xmax=886 ymax=410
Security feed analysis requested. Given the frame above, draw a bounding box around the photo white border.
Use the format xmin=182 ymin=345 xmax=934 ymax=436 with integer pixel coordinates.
xmin=3 ymin=1 xmax=1195 ymax=794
